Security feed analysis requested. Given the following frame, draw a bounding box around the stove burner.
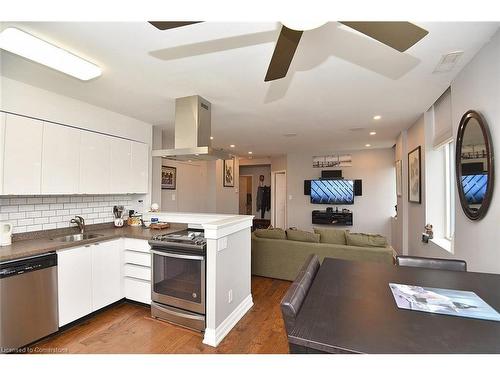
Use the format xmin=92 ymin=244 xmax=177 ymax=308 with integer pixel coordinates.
xmin=150 ymin=230 xmax=207 ymax=248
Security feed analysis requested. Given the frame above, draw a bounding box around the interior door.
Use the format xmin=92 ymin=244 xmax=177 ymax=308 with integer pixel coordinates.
xmin=239 ymin=176 xmax=248 ymax=214
xmin=274 ymin=172 xmax=287 ymax=229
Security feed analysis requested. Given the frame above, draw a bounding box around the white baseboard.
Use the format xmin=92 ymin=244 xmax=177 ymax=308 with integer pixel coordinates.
xmin=203 ymin=294 xmax=253 ymax=347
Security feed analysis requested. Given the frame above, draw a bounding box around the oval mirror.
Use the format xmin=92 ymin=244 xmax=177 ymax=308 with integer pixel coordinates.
xmin=456 ymin=110 xmax=494 ymax=220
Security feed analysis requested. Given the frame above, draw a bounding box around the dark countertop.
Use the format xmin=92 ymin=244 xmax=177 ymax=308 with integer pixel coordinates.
xmin=0 ymin=224 xmax=187 ymax=262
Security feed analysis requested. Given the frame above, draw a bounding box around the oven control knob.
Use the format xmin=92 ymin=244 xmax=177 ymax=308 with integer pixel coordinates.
xmin=192 ymin=292 xmax=197 ymax=299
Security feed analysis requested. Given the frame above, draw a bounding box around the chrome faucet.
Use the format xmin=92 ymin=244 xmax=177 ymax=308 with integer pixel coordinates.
xmin=70 ymin=216 xmax=85 ymax=234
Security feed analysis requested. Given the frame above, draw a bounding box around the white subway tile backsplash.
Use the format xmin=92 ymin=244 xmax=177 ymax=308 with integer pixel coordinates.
xmin=26 ymin=211 xmax=42 ymax=219
xmin=9 ymin=212 xmax=26 ymax=220
xmin=1 ymin=205 xmax=18 ymax=213
xmin=19 ymin=204 xmax=35 ymax=212
xmin=10 ymin=198 xmax=27 ymax=205
xmin=34 ymin=217 xmax=49 ymax=225
xmin=27 ymin=197 xmax=43 ymax=204
xmin=3 ymin=194 xmax=143 ymax=233
xmin=17 ymin=218 xmax=34 ymax=226
xmin=27 ymin=224 xmax=43 ymax=232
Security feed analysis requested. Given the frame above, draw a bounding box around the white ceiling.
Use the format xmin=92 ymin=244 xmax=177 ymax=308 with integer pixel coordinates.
xmin=1 ymin=21 xmax=498 ymax=157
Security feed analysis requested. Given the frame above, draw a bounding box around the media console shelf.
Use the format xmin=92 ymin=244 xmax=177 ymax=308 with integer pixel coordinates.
xmin=312 ymin=210 xmax=353 ymax=226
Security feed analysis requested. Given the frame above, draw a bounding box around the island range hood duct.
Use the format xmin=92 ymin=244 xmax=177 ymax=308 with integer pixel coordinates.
xmin=152 ymin=95 xmax=232 ymax=161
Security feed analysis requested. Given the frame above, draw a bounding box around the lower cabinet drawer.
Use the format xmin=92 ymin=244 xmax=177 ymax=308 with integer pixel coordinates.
xmin=124 ymin=250 xmax=151 ymax=267
xmin=124 ymin=263 xmax=151 ymax=281
xmin=124 ymin=277 xmax=151 ymax=305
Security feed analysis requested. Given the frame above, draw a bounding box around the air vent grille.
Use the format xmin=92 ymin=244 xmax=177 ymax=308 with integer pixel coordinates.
xmin=433 ymin=51 xmax=464 ymax=73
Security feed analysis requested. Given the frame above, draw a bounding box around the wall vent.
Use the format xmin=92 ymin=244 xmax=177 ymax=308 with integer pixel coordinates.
xmin=433 ymin=51 xmax=464 ymax=73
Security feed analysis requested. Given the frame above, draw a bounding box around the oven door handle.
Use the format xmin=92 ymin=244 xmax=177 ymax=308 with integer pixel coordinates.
xmin=150 ymin=250 xmax=205 ymax=261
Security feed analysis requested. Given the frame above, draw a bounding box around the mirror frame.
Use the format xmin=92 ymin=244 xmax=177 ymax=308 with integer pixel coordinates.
xmin=456 ymin=110 xmax=495 ymax=221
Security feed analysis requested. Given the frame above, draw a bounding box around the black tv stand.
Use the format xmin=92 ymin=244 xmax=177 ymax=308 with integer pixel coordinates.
xmin=312 ymin=210 xmax=353 ymax=226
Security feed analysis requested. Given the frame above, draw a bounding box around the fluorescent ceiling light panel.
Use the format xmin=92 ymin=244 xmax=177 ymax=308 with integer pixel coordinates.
xmin=0 ymin=27 xmax=101 ymax=80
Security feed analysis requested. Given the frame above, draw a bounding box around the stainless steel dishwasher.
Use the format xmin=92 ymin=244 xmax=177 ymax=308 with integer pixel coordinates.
xmin=0 ymin=252 xmax=59 ymax=352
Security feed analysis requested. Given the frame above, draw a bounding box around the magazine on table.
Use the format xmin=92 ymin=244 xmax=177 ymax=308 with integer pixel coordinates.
xmin=389 ymin=283 xmax=500 ymax=322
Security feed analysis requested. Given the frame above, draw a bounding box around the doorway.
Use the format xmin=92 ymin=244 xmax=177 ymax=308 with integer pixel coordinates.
xmin=272 ymin=170 xmax=287 ymax=229
xmin=239 ymin=175 xmax=253 ymax=215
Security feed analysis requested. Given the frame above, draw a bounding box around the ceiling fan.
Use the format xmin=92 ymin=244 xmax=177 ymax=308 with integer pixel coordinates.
xmin=149 ymin=21 xmax=428 ymax=82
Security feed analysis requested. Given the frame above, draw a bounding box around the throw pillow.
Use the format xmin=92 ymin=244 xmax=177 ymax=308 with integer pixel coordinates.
xmin=313 ymin=228 xmax=347 ymax=245
xmin=254 ymin=228 xmax=287 ymax=240
xmin=346 ymin=232 xmax=388 ymax=248
xmin=286 ymin=229 xmax=321 ymax=243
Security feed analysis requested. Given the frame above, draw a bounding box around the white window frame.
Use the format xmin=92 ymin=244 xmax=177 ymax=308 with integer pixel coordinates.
xmin=444 ymin=141 xmax=455 ymax=241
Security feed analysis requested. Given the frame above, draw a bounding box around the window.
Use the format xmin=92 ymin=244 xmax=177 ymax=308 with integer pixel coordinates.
xmin=443 ymin=140 xmax=455 ymax=241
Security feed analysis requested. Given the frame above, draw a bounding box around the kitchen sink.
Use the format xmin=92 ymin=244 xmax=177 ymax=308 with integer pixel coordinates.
xmin=51 ymin=233 xmax=104 ymax=242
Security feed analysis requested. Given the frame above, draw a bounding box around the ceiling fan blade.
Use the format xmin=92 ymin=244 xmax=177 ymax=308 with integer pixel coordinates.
xmin=339 ymin=22 xmax=428 ymax=52
xmin=264 ymin=26 xmax=303 ymax=82
xmin=149 ymin=21 xmax=203 ymax=30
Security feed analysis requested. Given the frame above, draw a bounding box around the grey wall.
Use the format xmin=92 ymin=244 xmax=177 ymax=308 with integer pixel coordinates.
xmin=402 ymin=28 xmax=500 ymax=273
xmin=286 ymin=148 xmax=396 ymax=240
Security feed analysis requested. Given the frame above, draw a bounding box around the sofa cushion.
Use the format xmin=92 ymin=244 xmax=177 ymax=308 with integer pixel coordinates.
xmin=286 ymin=229 xmax=320 ymax=243
xmin=313 ymin=228 xmax=347 ymax=245
xmin=346 ymin=232 xmax=388 ymax=248
xmin=254 ymin=228 xmax=287 ymax=240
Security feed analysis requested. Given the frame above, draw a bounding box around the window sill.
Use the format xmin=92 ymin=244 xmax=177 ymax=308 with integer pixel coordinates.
xmin=430 ymin=238 xmax=453 ymax=253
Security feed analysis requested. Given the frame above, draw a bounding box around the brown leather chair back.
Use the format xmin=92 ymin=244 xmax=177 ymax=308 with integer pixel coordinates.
xmin=396 ymin=255 xmax=467 ymax=272
xmin=280 ymin=254 xmax=320 ymax=334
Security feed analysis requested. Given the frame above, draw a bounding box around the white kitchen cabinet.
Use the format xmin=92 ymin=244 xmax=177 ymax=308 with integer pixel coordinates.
xmin=0 ymin=112 xmax=5 ymax=195
xmin=41 ymin=123 xmax=81 ymax=194
xmin=91 ymin=239 xmax=123 ymax=311
xmin=79 ymin=131 xmax=111 ymax=194
xmin=130 ymin=141 xmax=149 ymax=193
xmin=57 ymin=245 xmax=93 ymax=327
xmin=3 ymin=114 xmax=43 ymax=194
xmin=110 ymin=137 xmax=132 ymax=194
xmin=123 ymin=238 xmax=151 ymax=304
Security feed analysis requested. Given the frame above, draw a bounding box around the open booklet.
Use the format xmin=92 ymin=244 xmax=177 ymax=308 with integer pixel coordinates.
xmin=389 ymin=283 xmax=500 ymax=322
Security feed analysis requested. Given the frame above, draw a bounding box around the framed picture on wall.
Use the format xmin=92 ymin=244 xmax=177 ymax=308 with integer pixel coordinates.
xmin=396 ymin=159 xmax=403 ymax=197
xmin=161 ymin=166 xmax=176 ymax=190
xmin=408 ymin=146 xmax=421 ymax=203
xmin=223 ymin=159 xmax=235 ymax=187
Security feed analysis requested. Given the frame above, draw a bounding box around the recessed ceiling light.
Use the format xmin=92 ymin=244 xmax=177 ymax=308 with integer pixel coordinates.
xmin=210 ymin=136 xmax=214 ymax=140
xmin=370 ymin=131 xmax=377 ymax=135
xmin=248 ymin=151 xmax=253 ymax=154
xmin=230 ymin=145 xmax=235 ymax=148
xmin=373 ymin=115 xmax=382 ymax=120
xmin=281 ymin=21 xmax=327 ymax=31
xmin=365 ymin=144 xmax=371 ymax=147
xmin=283 ymin=133 xmax=297 ymax=137
xmin=0 ymin=27 xmax=101 ymax=81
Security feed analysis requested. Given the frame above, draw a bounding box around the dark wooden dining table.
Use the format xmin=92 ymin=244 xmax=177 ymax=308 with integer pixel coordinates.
xmin=288 ymin=258 xmax=500 ymax=354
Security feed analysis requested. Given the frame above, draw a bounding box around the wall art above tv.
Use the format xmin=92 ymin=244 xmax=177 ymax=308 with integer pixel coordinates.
xmin=312 ymin=154 xmax=352 ymax=168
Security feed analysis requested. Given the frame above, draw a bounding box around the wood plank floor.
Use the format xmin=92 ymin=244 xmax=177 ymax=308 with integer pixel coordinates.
xmin=30 ymin=276 xmax=291 ymax=354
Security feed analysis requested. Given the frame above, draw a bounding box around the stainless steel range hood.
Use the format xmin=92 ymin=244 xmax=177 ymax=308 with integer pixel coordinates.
xmin=152 ymin=95 xmax=232 ymax=161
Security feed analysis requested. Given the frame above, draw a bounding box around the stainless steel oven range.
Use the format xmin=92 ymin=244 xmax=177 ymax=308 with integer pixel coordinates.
xmin=149 ymin=230 xmax=206 ymax=331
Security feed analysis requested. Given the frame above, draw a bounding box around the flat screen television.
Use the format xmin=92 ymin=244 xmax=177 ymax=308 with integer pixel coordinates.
xmin=310 ymin=179 xmax=354 ymax=205
xmin=461 ymin=174 xmax=487 ymax=205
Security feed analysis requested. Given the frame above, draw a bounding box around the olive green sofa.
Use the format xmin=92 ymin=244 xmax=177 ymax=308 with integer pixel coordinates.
xmin=251 ymin=229 xmax=395 ymax=281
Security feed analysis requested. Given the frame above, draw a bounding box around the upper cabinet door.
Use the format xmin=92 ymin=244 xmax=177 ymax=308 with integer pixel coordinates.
xmin=42 ymin=123 xmax=81 ymax=194
xmin=110 ymin=137 xmax=132 ymax=194
xmin=3 ymin=114 xmax=43 ymax=195
xmin=79 ymin=131 xmax=111 ymax=194
xmin=130 ymin=142 xmax=149 ymax=193
xmin=0 ymin=113 xmax=5 ymax=195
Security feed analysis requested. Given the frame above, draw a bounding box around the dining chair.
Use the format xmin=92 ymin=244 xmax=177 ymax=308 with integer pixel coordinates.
xmin=280 ymin=254 xmax=320 ymax=353
xmin=396 ymin=255 xmax=467 ymax=272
